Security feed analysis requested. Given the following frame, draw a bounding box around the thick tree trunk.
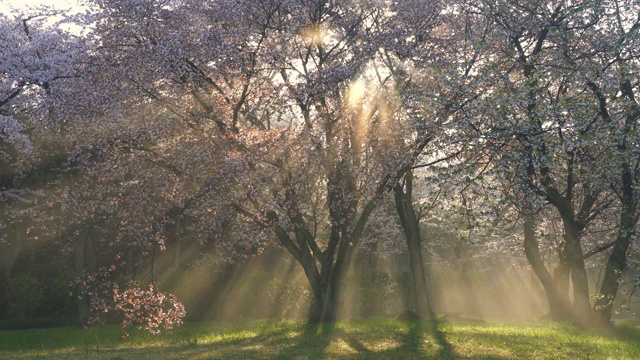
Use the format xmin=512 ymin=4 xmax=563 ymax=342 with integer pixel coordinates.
xmin=308 ymin=283 xmax=324 ymax=323
xmin=562 ymin=222 xmax=592 ymax=324
xmin=407 ymin=242 xmax=431 ymax=317
xmin=552 ymin=241 xmax=571 ymax=310
xmin=595 ymin=169 xmax=635 ymax=324
xmin=522 ymin=214 xmax=572 ymax=320
xmin=394 ymin=172 xmax=433 ymax=319
xmin=267 ymin=134 xmax=384 ymax=325
xmin=594 ymin=232 xmax=631 ymax=323
xmin=552 ymin=262 xmax=571 ymax=314
xmin=309 ymin=288 xmax=339 ymax=324
xmin=293 ymin=199 xmax=373 ymax=324
xmin=308 ymin=264 xmax=342 ymax=323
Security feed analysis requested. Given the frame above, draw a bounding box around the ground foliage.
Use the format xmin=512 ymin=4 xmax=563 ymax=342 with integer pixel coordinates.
xmin=1 ymin=0 xmax=640 ymax=334
xmin=1 ymin=318 xmax=640 ymax=359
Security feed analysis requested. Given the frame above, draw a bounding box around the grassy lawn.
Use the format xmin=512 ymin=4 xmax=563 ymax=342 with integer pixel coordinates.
xmin=1 ymin=318 xmax=639 ymax=359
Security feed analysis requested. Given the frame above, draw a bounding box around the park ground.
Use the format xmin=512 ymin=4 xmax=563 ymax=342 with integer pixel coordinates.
xmin=1 ymin=318 xmax=639 ymax=359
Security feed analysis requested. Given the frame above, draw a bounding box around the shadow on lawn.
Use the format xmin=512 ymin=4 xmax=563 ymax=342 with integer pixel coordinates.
xmin=154 ymin=320 xmax=640 ymax=359
xmin=274 ymin=319 xmax=459 ymax=360
xmin=273 ymin=322 xmax=335 ymax=359
xmin=371 ymin=319 xmax=516 ymax=360
xmin=393 ymin=320 xmax=455 ymax=359
xmin=430 ymin=320 xmax=455 ymax=359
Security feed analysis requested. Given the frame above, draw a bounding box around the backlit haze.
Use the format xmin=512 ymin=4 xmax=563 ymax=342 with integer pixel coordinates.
xmin=0 ymin=0 xmax=86 ymax=15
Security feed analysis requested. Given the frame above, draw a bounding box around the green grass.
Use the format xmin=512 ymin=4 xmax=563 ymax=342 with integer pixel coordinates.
xmin=1 ymin=318 xmax=639 ymax=359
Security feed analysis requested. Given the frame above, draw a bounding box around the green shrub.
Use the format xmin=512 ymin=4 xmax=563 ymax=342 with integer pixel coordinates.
xmin=359 ymin=268 xmax=394 ymax=317
xmin=7 ymin=273 xmax=44 ymax=320
xmin=42 ymin=270 xmax=76 ymax=317
xmin=0 ymin=315 xmax=76 ymax=330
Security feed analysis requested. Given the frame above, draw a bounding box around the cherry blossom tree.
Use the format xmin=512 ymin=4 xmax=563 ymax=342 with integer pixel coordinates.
xmin=0 ymin=8 xmax=93 ymax=319
xmin=8 ymin=0 xmax=638 ymax=332
xmin=460 ymin=0 xmax=639 ymax=325
xmin=73 ymin=0 xmax=462 ymax=324
xmin=573 ymin=0 xmax=640 ymax=323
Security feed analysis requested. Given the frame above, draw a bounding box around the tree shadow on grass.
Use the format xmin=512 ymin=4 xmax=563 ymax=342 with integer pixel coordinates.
xmin=77 ymin=324 xmax=300 ymax=360
xmin=275 ymin=319 xmax=458 ymax=360
xmin=273 ymin=322 xmax=335 ymax=359
xmin=381 ymin=319 xmax=512 ymax=360
xmin=429 ymin=320 xmax=455 ymax=359
xmin=339 ymin=331 xmax=374 ymax=356
xmin=396 ymin=320 xmax=455 ymax=359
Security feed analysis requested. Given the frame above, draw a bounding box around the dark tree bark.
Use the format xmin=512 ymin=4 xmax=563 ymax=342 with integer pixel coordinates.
xmin=594 ymin=226 xmax=632 ymax=323
xmin=501 ymin=5 xmax=605 ymax=325
xmin=394 ymin=171 xmax=433 ymax=319
xmin=585 ymin=77 xmax=640 ymax=324
xmin=561 ymin=220 xmax=591 ymax=324
xmin=594 ymin=157 xmax=636 ymax=323
xmin=552 ymin=259 xmax=571 ymax=316
xmin=264 ymin=163 xmax=385 ymax=324
xmin=522 ymin=213 xmax=572 ymax=320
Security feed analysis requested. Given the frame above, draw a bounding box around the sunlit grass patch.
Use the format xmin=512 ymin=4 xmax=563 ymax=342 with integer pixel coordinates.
xmin=441 ymin=320 xmax=640 ymax=359
xmin=1 ymin=318 xmax=639 ymax=359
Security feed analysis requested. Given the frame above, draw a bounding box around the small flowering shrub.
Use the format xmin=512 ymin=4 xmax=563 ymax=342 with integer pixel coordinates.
xmin=113 ymin=284 xmax=186 ymax=339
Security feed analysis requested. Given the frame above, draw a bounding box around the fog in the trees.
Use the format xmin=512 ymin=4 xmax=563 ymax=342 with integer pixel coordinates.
xmin=1 ymin=0 xmax=640 ymax=334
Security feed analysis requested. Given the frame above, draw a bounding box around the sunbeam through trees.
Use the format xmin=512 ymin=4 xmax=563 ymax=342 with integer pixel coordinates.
xmin=1 ymin=0 xmax=640 ymax=339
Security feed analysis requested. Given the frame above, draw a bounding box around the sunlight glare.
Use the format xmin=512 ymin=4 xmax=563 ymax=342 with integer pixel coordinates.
xmin=347 ymin=79 xmax=366 ymax=109
xmin=302 ymin=25 xmax=327 ymax=45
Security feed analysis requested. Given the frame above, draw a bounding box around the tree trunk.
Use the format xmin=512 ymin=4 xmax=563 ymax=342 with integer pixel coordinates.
xmin=394 ymin=172 xmax=433 ymax=319
xmin=595 ymin=168 xmax=635 ymax=324
xmin=594 ymin=232 xmax=631 ymax=323
xmin=562 ymin=221 xmax=592 ymax=324
xmin=552 ymin=241 xmax=571 ymax=311
xmin=267 ymin=137 xmax=383 ymax=325
xmin=289 ymin=199 xmax=370 ymax=324
xmin=522 ymin=214 xmax=572 ymax=320
xmin=552 ymin=262 xmax=571 ymax=315
xmin=74 ymin=224 xmax=96 ymax=325
xmin=308 ymin=265 xmax=341 ymax=323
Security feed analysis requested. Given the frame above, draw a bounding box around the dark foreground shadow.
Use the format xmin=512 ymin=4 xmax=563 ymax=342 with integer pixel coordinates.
xmin=273 ymin=319 xmax=456 ymax=360
xmin=430 ymin=320 xmax=455 ymax=359
xmin=274 ymin=322 xmax=334 ymax=359
xmin=395 ymin=320 xmax=455 ymax=359
xmin=8 ymin=319 xmax=597 ymax=359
